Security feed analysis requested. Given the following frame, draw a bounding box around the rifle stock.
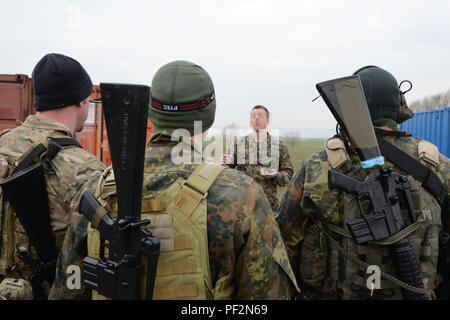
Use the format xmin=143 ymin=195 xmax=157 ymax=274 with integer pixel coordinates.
xmin=0 ymin=162 xmax=58 ymax=298
xmin=316 ymin=76 xmax=384 ymax=168
xmin=79 ymin=83 xmax=160 ymax=300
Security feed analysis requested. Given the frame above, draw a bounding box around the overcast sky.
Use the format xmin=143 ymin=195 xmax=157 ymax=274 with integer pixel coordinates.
xmin=1 ymin=0 xmax=449 ymax=138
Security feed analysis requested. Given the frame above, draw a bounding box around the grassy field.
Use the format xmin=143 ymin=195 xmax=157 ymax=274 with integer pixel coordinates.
xmin=280 ymin=139 xmax=325 ymax=172
xmin=277 ymin=139 xmax=324 ymax=199
xmin=204 ymin=137 xmax=325 ymax=200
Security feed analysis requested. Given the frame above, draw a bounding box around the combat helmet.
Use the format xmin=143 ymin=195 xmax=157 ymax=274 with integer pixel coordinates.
xmin=353 ymin=65 xmax=413 ymax=123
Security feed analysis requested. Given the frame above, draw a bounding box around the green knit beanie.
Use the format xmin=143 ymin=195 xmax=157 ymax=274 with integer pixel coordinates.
xmin=149 ymin=60 xmax=216 ymax=136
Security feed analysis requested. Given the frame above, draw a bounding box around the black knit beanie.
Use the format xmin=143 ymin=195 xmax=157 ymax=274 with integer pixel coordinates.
xmin=32 ymin=53 xmax=93 ymax=111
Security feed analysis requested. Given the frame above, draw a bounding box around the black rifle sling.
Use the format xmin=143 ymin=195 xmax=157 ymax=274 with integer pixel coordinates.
xmin=376 ymin=135 xmax=448 ymax=229
xmin=12 ymin=137 xmax=81 ymax=175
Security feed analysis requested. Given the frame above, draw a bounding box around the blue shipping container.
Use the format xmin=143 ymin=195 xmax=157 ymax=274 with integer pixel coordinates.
xmin=399 ymin=106 xmax=450 ymax=157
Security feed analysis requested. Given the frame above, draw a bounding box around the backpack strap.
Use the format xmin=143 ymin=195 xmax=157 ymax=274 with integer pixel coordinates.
xmin=12 ymin=137 xmax=80 ymax=175
xmin=171 ymin=161 xmax=226 ymax=217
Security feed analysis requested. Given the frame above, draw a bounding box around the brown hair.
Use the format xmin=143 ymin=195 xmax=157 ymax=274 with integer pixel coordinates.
xmin=251 ymin=105 xmax=269 ymax=118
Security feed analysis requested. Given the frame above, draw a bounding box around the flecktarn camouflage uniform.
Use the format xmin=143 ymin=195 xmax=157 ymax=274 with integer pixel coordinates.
xmin=49 ymin=132 xmax=299 ymax=300
xmin=277 ymin=123 xmax=450 ymax=300
xmin=230 ymin=133 xmax=294 ymax=213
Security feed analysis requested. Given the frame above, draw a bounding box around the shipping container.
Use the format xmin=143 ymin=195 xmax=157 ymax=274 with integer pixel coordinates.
xmin=0 ymin=74 xmax=34 ymax=132
xmin=400 ymin=106 xmax=450 ymax=157
xmin=83 ymin=86 xmax=155 ymax=166
xmin=74 ymin=85 xmax=101 ymax=159
xmin=0 ymin=76 xmax=154 ymax=166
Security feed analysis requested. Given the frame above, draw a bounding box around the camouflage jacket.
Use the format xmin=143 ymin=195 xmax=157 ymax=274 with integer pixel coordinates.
xmin=229 ymin=133 xmax=294 ymax=213
xmin=49 ymin=132 xmax=299 ymax=300
xmin=277 ymin=123 xmax=450 ymax=299
xmin=0 ymin=115 xmax=105 ymax=277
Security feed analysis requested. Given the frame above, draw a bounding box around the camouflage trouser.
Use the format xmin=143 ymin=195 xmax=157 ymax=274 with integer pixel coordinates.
xmin=267 ymin=196 xmax=280 ymax=215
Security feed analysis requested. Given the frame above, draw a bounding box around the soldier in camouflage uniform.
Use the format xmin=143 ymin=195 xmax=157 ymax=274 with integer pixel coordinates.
xmin=49 ymin=60 xmax=299 ymax=300
xmin=0 ymin=53 xmax=105 ymax=299
xmin=223 ymin=105 xmax=294 ymax=213
xmin=277 ymin=66 xmax=450 ymax=300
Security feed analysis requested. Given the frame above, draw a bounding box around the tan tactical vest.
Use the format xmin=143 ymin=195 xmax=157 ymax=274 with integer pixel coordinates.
xmin=299 ymin=137 xmax=442 ymax=300
xmin=88 ymin=161 xmax=229 ymax=300
xmin=0 ymin=132 xmax=67 ymax=279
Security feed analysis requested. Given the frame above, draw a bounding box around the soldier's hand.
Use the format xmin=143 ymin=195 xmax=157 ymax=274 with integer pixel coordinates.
xmin=261 ymin=168 xmax=278 ymax=179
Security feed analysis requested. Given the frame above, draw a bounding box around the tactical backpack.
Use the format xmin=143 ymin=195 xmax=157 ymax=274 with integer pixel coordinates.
xmin=0 ymin=131 xmax=80 ymax=298
xmin=88 ymin=161 xmax=230 ymax=300
xmin=298 ymin=136 xmax=445 ymax=300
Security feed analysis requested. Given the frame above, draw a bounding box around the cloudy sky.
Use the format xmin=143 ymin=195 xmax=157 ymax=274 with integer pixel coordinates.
xmin=1 ymin=0 xmax=449 ymax=138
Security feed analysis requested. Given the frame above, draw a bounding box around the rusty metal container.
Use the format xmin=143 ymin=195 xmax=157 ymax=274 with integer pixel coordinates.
xmin=0 ymin=74 xmax=34 ymax=132
xmin=80 ymin=85 xmax=154 ymax=167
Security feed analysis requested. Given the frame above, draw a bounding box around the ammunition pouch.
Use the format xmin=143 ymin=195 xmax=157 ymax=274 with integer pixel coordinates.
xmin=325 ymin=137 xmax=351 ymax=171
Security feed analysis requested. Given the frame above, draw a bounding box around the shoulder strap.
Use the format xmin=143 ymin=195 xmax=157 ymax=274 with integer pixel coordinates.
xmin=12 ymin=137 xmax=80 ymax=175
xmin=185 ymin=161 xmax=226 ymax=195
xmin=376 ymin=135 xmax=446 ymax=205
xmin=376 ymin=135 xmax=448 ymax=229
xmin=174 ymin=161 xmax=226 ymax=217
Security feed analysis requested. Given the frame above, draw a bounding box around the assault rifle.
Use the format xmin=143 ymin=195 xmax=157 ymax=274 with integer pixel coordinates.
xmin=78 ymin=83 xmax=160 ymax=300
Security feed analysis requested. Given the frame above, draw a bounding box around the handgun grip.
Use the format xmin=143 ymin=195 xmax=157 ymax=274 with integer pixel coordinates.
xmin=328 ymin=169 xmax=361 ymax=194
xmin=390 ymin=238 xmax=427 ymax=300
